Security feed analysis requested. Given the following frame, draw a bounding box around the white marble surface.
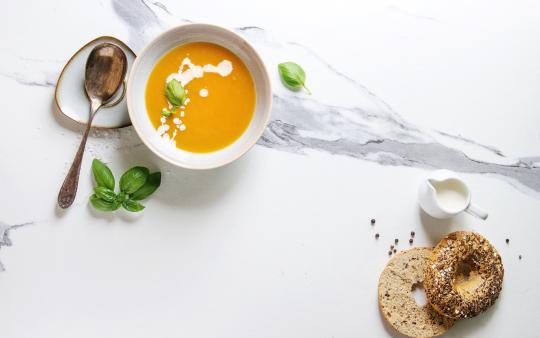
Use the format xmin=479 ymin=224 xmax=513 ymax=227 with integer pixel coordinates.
xmin=1 ymin=0 xmax=539 ymax=337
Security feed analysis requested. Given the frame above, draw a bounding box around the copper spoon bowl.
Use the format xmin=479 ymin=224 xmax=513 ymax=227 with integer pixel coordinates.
xmin=58 ymin=43 xmax=127 ymax=209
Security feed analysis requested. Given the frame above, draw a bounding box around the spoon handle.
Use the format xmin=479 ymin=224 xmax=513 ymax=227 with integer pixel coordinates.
xmin=57 ymin=103 xmax=100 ymax=209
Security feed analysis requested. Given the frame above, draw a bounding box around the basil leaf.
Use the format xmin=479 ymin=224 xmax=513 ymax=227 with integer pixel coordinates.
xmin=122 ymin=199 xmax=145 ymax=212
xmin=92 ymin=159 xmax=115 ymax=190
xmin=119 ymin=166 xmax=149 ymax=194
xmin=116 ymin=191 xmax=128 ymax=203
xmin=130 ymin=172 xmax=161 ymax=200
xmin=278 ymin=62 xmax=311 ymax=94
xmin=161 ymin=108 xmax=173 ymax=117
xmin=89 ymin=194 xmax=120 ymax=212
xmin=165 ymin=79 xmax=187 ymax=107
xmin=94 ymin=186 xmax=116 ymax=202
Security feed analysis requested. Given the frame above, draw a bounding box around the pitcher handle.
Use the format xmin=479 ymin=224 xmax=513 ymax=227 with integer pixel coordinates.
xmin=465 ymin=203 xmax=488 ymax=220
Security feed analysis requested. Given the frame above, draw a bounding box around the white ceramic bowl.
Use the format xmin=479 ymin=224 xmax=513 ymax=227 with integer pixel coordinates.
xmin=127 ymin=23 xmax=272 ymax=169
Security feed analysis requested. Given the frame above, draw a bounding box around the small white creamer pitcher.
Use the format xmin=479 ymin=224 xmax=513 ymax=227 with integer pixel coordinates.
xmin=418 ymin=169 xmax=488 ymax=220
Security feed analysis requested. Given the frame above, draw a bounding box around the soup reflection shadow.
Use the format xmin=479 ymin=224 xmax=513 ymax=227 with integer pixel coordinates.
xmin=114 ymin=142 xmax=249 ymax=209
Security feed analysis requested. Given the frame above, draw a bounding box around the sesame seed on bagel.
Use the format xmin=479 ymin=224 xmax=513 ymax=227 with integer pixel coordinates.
xmin=424 ymin=231 xmax=504 ymax=319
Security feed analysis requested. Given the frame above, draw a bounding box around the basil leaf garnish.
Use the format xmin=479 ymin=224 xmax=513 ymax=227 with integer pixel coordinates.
xmin=122 ymin=199 xmax=145 ymax=212
xmin=278 ymin=62 xmax=311 ymax=94
xmin=130 ymin=172 xmax=161 ymax=201
xmin=165 ymin=79 xmax=187 ymax=107
xmin=89 ymin=194 xmax=120 ymax=212
xmin=92 ymin=159 xmax=115 ymax=190
xmin=161 ymin=108 xmax=174 ymax=117
xmin=119 ymin=166 xmax=149 ymax=194
xmin=94 ymin=186 xmax=116 ymax=202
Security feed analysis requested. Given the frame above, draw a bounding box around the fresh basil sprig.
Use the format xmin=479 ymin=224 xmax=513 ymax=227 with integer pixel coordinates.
xmin=165 ymin=79 xmax=187 ymax=107
xmin=92 ymin=158 xmax=115 ymax=190
xmin=278 ymin=62 xmax=311 ymax=94
xmin=89 ymin=159 xmax=161 ymax=213
xmin=122 ymin=199 xmax=145 ymax=212
xmin=94 ymin=186 xmax=116 ymax=202
xmin=130 ymin=172 xmax=161 ymax=200
xmin=90 ymin=194 xmax=120 ymax=211
xmin=120 ymin=166 xmax=149 ymax=194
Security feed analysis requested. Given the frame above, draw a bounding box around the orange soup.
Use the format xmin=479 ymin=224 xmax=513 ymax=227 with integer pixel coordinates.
xmin=145 ymin=42 xmax=256 ymax=153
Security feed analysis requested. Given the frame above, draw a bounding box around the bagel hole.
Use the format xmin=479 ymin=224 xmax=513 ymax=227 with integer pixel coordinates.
xmin=457 ymin=260 xmax=473 ymax=281
xmin=411 ymin=282 xmax=428 ymax=307
xmin=455 ymin=258 xmax=483 ymax=298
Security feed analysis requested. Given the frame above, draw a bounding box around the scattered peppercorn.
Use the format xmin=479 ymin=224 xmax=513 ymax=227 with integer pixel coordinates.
xmin=395 ymin=238 xmax=399 ymax=244
xmin=409 ymin=238 xmax=413 ymax=245
xmin=410 ymin=231 xmax=415 ymax=237
xmin=388 ymin=251 xmax=392 ymax=256
xmin=505 ymin=238 xmax=510 ymax=244
xmin=519 ymin=255 xmax=522 ymax=260
xmin=375 ymin=233 xmax=379 ymax=239
xmin=390 ymin=245 xmax=394 ymax=250
xmin=393 ymin=249 xmax=397 ymax=254
xmin=371 ymin=219 xmax=376 ymax=225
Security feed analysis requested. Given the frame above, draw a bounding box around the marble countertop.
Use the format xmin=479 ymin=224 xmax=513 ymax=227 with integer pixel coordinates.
xmin=1 ymin=0 xmax=539 ymax=337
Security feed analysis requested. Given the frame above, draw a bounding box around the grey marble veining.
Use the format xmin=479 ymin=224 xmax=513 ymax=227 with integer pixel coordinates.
xmin=237 ymin=26 xmax=540 ymax=194
xmin=0 ymin=55 xmax=60 ymax=87
xmin=0 ymin=221 xmax=32 ymax=271
xmin=112 ymin=0 xmax=190 ymax=51
xmin=1 ymin=0 xmax=538 ymax=196
xmin=261 ymin=93 xmax=540 ymax=193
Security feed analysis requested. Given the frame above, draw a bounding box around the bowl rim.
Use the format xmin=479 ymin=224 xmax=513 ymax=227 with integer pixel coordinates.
xmin=127 ymin=22 xmax=273 ymax=170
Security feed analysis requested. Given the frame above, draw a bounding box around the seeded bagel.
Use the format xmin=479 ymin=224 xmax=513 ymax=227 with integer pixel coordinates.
xmin=424 ymin=231 xmax=504 ymax=319
xmin=378 ymin=248 xmax=455 ymax=338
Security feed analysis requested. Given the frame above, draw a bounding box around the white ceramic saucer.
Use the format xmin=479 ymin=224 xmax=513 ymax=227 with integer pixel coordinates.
xmin=55 ymin=36 xmax=136 ymax=128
